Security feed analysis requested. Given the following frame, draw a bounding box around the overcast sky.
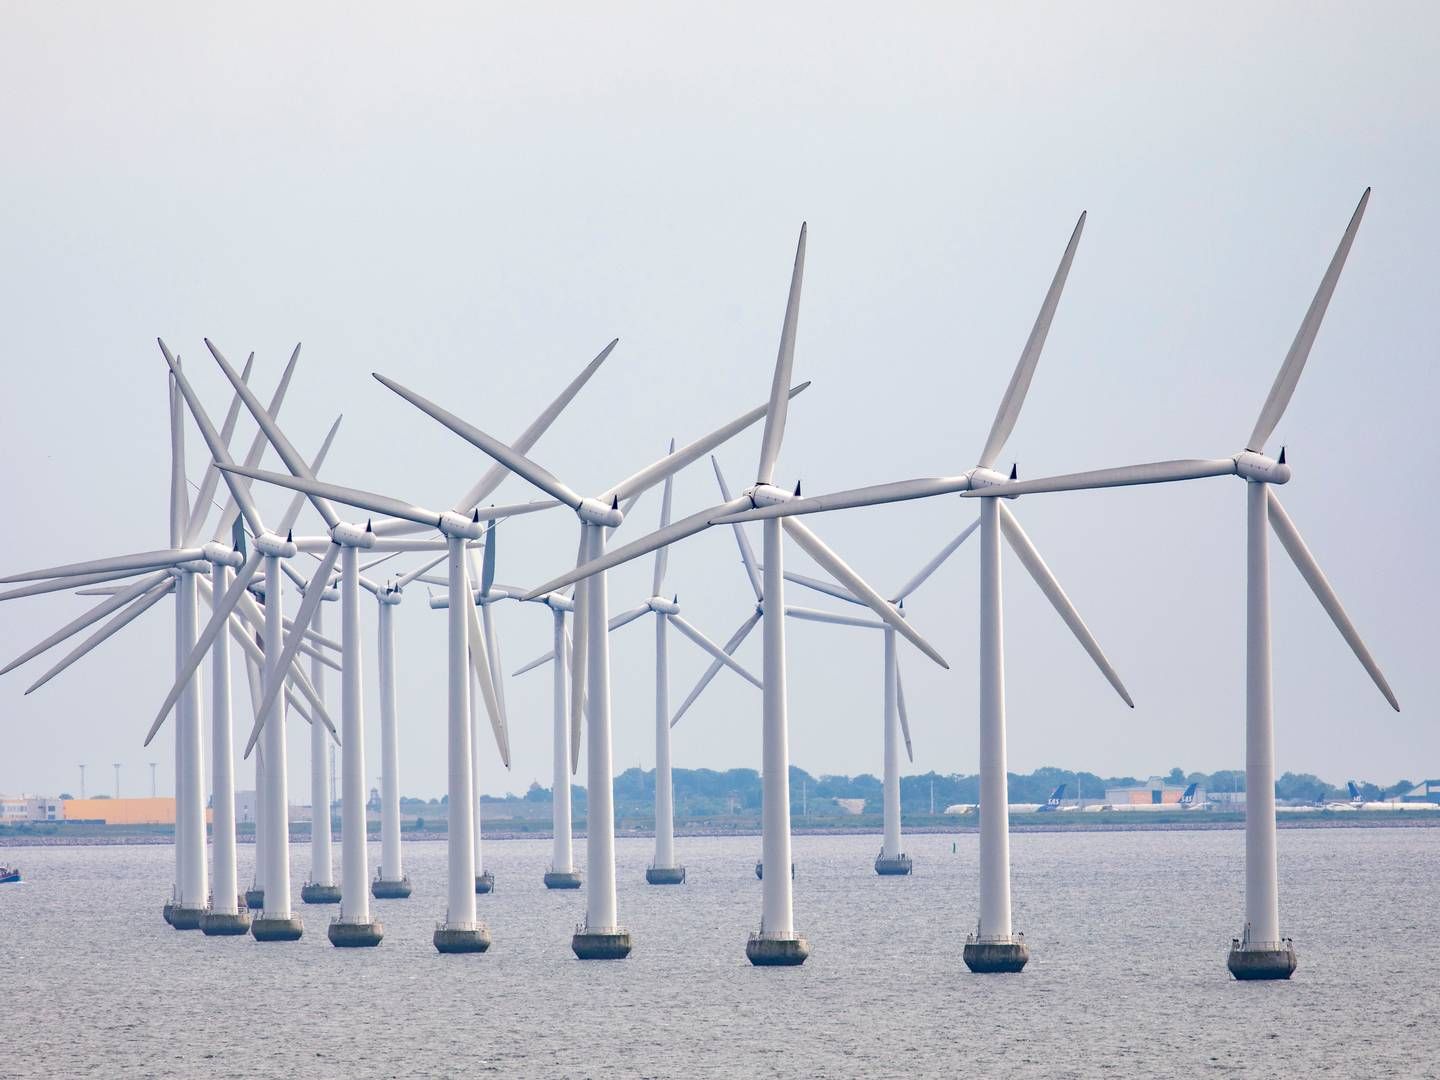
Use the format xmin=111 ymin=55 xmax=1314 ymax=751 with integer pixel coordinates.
xmin=2 ymin=3 xmax=1436 ymax=801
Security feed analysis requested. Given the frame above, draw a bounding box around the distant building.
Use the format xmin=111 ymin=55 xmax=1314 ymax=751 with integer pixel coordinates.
xmin=1 ymin=794 xmax=64 ymax=822
xmin=62 ymin=797 xmax=199 ymax=825
xmin=1399 ymin=779 xmax=1440 ymax=805
xmin=1103 ymin=776 xmax=1207 ymax=807
xmin=833 ymin=798 xmax=866 ymax=815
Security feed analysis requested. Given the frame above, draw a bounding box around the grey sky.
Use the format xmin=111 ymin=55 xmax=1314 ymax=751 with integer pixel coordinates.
xmin=2 ymin=3 xmax=1435 ymax=799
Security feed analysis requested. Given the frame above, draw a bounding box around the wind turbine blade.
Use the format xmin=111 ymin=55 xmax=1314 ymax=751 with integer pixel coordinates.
xmin=361 ymin=551 xmax=400 ymax=575
xmin=0 ymin=548 xmax=205 ymax=585
xmin=207 ymin=339 xmax=341 ymax=530
xmin=397 ymin=550 xmax=448 ymax=590
xmin=465 ymin=581 xmax=511 ymax=768
xmin=1266 ymin=488 xmax=1398 ymax=710
xmin=185 ymin=351 xmax=254 ymax=545
xmin=219 ymin=464 xmax=443 ymax=532
xmin=977 ymin=211 xmax=1086 ymax=469
xmin=757 ymin=223 xmax=806 ymax=485
xmin=373 ymin=372 xmax=584 ymax=510
xmin=223 ymin=609 xmax=335 ymax=740
xmin=893 ymin=519 xmax=980 ymax=603
xmin=669 ymin=614 xmax=763 ymax=688
xmin=999 ymin=504 xmax=1133 ymax=707
xmin=242 ymin=543 xmax=342 ymax=757
xmin=24 ymin=579 xmax=174 ymax=694
xmin=782 ymin=518 xmax=949 ymax=670
xmin=607 ymin=386 xmax=808 ymax=504
xmin=482 ymin=601 xmax=509 ymax=734
xmin=284 ymin=685 xmax=314 ymax=727
xmin=1 ymin=570 xmax=170 ymax=677
xmin=142 ymin=551 xmax=264 ymax=745
xmin=896 ymin=659 xmax=914 ymax=763
xmin=524 ymin=498 xmax=752 ymax=600
xmin=0 ymin=568 xmax=149 ymax=603
xmin=481 ymin=525 xmax=498 ymax=596
xmin=169 ymin=370 xmax=186 ymax=549
xmin=608 ymin=603 xmax=652 ymax=632
xmin=712 ymin=456 xmax=762 ymax=600
xmin=513 ymin=647 xmax=557 ymax=677
xmin=962 ymin=458 xmax=1239 ymax=499
xmin=652 ymin=440 xmax=676 ymax=595
xmin=671 ymin=610 xmax=761 ymax=727
xmin=779 ymin=570 xmax=863 ymax=607
xmin=159 ymin=339 xmax=271 ymax=539
xmin=449 ymin=338 xmax=617 ymax=515
xmin=784 ymin=605 xmax=886 ymax=630
xmin=1248 ymin=188 xmax=1370 ymax=453
xmin=210 ymin=344 xmax=302 ymax=544
xmin=715 ymin=476 xmax=975 ymax=524
xmin=275 ymin=415 xmax=343 ymax=537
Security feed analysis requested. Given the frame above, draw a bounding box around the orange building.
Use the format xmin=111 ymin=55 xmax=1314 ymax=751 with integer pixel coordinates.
xmin=62 ymin=797 xmax=213 ymax=825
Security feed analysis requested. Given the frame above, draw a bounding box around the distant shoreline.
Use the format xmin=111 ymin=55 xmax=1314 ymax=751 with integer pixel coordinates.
xmin=4 ymin=811 xmax=1440 ymax=848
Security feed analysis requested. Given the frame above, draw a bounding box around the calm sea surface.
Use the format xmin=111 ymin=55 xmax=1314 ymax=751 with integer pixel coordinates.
xmin=2 ymin=827 xmax=1437 ymax=1078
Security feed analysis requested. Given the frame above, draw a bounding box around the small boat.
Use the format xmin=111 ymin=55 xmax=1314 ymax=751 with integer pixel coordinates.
xmin=0 ymin=866 xmax=20 ymax=884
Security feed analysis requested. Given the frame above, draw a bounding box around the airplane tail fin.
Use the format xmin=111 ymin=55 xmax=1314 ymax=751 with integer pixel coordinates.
xmin=1040 ymin=784 xmax=1066 ymax=810
xmin=1348 ymin=781 xmax=1361 ymax=803
xmin=1180 ymin=782 xmax=1198 ymax=806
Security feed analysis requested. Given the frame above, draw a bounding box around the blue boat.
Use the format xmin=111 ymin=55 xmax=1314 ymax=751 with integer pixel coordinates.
xmin=0 ymin=866 xmax=20 ymax=884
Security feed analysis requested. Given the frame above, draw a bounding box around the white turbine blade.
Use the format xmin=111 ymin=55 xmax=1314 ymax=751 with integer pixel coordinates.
xmin=784 ymin=605 xmax=885 ymax=630
xmin=513 ymin=647 xmax=557 ymax=677
xmin=669 ymin=613 xmax=763 ymax=688
xmin=962 ymin=458 xmax=1239 ymax=499
xmin=211 ymin=344 xmax=302 ymax=544
xmin=142 ymin=551 xmax=264 ymax=745
xmin=465 ymin=581 xmax=510 ymax=768
xmin=607 ymin=385 xmax=809 ymax=504
xmin=482 ymin=601 xmax=509 ymax=733
xmin=206 ymin=338 xmax=341 ymax=530
xmin=711 ymin=456 xmax=762 ymax=600
xmin=893 ymin=519 xmax=980 ymax=603
xmin=470 ymin=545 xmax=510 ymax=733
xmin=715 ymin=476 xmax=975 ymax=525
xmin=652 ymin=439 xmax=676 ymax=595
xmin=224 ymin=609 xmax=335 ymax=740
xmin=449 ymin=338 xmax=616 ymax=515
xmin=242 ymin=543 xmax=342 ymax=757
xmin=569 ymin=530 xmax=590 ymax=773
xmin=1 ymin=570 xmax=170 ymax=677
xmin=275 ymin=415 xmax=343 ymax=537
xmin=397 ymin=550 xmax=449 ymax=590
xmin=361 ymin=551 xmax=400 ymax=575
xmin=999 ymin=504 xmax=1133 ymax=707
xmin=24 ymin=579 xmax=175 ymax=694
xmin=757 ymin=223 xmax=806 ymax=485
xmin=524 ymin=497 xmax=752 ymax=600
xmin=671 ymin=610 xmax=761 ymax=727
xmin=159 ymin=339 xmax=272 ymax=539
xmin=373 ymin=372 xmax=584 ymax=510
xmin=608 ymin=603 xmax=652 ymax=632
xmin=284 ymin=685 xmax=314 ymax=726
xmin=783 ymin=518 xmax=949 ymax=670
xmin=0 ymin=547 xmax=205 ymax=585
xmin=169 ymin=369 xmax=186 ymax=549
xmin=476 ymin=499 xmax=560 ymax=522
xmin=185 ymin=351 xmax=254 ymax=544
xmin=977 ymin=211 xmax=1086 ymax=469
xmin=896 ymin=659 xmax=914 ymax=763
xmin=0 ymin=568 xmax=148 ymax=602
xmin=1248 ymin=188 xmax=1370 ymax=453
xmin=1266 ymin=489 xmax=1398 ymax=711
xmin=219 ymin=464 xmax=443 ymax=532
xmin=779 ymin=569 xmax=863 ymax=607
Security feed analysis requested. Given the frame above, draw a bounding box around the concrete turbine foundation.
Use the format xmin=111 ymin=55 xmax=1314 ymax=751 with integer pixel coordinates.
xmin=1228 ymin=938 xmax=1297 ymax=980
xmin=251 ymin=915 xmax=304 ymax=942
xmin=963 ymin=935 xmax=1030 ymax=974
xmin=371 ymin=874 xmax=413 ymax=900
xmin=874 ymin=853 xmax=913 ymax=876
xmin=301 ymin=882 xmax=342 ymax=904
xmin=201 ymin=910 xmax=252 ymax=936
xmin=646 ymin=866 xmax=686 ymax=885
xmin=544 ymin=869 xmax=582 ymax=889
xmin=434 ymin=925 xmax=491 ymax=953
xmin=572 ymin=926 xmax=633 ymax=960
xmin=162 ymin=900 xmax=176 ymax=926
xmin=746 ymin=931 xmax=809 ymax=967
xmin=329 ymin=917 xmax=384 ymax=948
xmin=170 ymin=905 xmax=205 ymax=931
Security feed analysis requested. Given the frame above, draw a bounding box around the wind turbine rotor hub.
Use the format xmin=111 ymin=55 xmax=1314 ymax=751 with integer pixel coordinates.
xmin=200 ymin=542 xmax=246 ymax=569
xmin=329 ymin=521 xmax=378 ymax=548
xmin=254 ymin=532 xmax=298 ymax=558
xmin=437 ymin=511 xmax=486 ymax=539
xmin=576 ymin=497 xmax=624 ymax=528
xmin=1233 ymin=451 xmax=1292 ymax=484
xmin=965 ymin=467 xmax=1010 ymax=493
xmin=749 ymin=483 xmax=793 ymax=507
xmin=649 ymin=596 xmax=680 ymax=615
xmin=175 ymin=559 xmax=213 ymax=575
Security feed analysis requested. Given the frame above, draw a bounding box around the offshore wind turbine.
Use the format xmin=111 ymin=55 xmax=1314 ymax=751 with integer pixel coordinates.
xmin=778 ymin=521 xmax=977 ymax=875
xmin=522 ymin=226 xmax=950 ymax=966
xmin=370 ymin=363 xmax=805 ymax=960
xmin=966 ymin=190 xmax=1395 ymax=980
xmin=516 ymin=449 xmax=762 ymax=885
xmin=619 ymin=214 xmax=1133 ymax=971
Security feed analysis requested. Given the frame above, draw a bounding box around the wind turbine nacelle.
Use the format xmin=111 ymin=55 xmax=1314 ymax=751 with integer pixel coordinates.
xmin=254 ymin=532 xmax=298 ymax=558
xmin=437 ymin=511 xmax=486 ymax=540
xmin=577 ymin=498 xmax=625 ymax=528
xmin=538 ymin=593 xmax=575 ymax=613
xmin=749 ymin=483 xmax=793 ymax=507
xmin=378 ymin=586 xmax=403 ymax=606
xmin=428 ymin=595 xmax=450 ymax=609
xmin=174 ymin=559 xmax=214 ymax=575
xmin=201 ymin=542 xmax=246 ymax=569
xmin=648 ymin=596 xmax=680 ymax=615
xmin=966 ymin=467 xmax=1017 ymax=497
xmin=1233 ymin=451 xmax=1291 ymax=484
xmin=329 ymin=522 xmax=377 ymax=549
